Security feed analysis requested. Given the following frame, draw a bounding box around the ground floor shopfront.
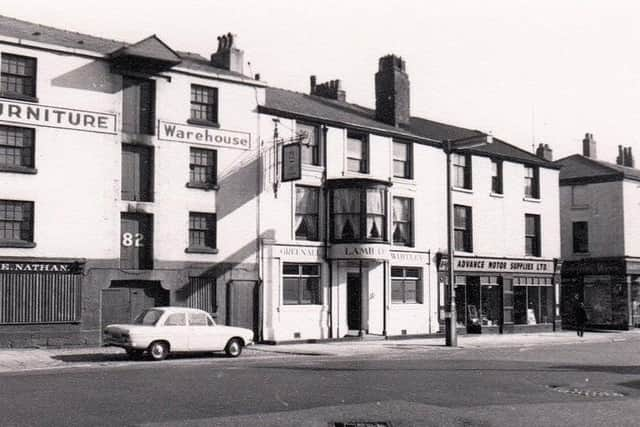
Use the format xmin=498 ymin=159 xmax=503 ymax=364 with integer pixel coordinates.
xmin=437 ymin=254 xmax=561 ymax=334
xmin=261 ymin=242 xmax=436 ymax=343
xmin=561 ymin=257 xmax=640 ymax=330
xmin=0 ymin=257 xmax=258 ymax=348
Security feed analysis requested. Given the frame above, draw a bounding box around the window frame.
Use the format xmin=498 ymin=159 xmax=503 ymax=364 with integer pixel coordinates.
xmin=330 ymin=185 xmax=388 ymax=243
xmin=452 ymin=152 xmax=472 ymax=190
xmin=572 ymin=221 xmax=589 ymax=253
xmin=189 ymin=84 xmax=219 ymax=126
xmin=296 ymin=122 xmax=322 ymax=166
xmin=187 ymin=147 xmax=218 ymax=190
xmin=524 ymin=165 xmax=540 ymax=199
xmin=282 ymin=263 xmax=322 ymax=305
xmin=525 ymin=214 xmax=541 ymax=257
xmin=1 ymin=53 xmax=37 ymax=101
xmin=392 ymin=196 xmax=413 ymax=247
xmin=295 ymin=185 xmax=320 ymax=241
xmin=393 ymin=140 xmax=413 ymax=179
xmin=453 ymin=204 xmax=473 ymax=252
xmin=0 ymin=199 xmax=35 ymax=248
xmin=391 ymin=267 xmax=423 ymax=304
xmin=346 ymin=131 xmax=369 ymax=173
xmin=186 ymin=212 xmax=217 ymax=254
xmin=491 ymin=159 xmax=503 ymax=194
xmin=0 ymin=124 xmax=36 ymax=173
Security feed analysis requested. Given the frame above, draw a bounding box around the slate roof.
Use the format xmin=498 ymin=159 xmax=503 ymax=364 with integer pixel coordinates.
xmin=110 ymin=35 xmax=181 ymax=64
xmin=555 ymin=154 xmax=640 ymax=183
xmin=0 ymin=14 xmax=254 ymax=81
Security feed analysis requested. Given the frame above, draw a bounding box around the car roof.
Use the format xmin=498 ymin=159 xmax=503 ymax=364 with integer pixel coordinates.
xmin=150 ymin=306 xmax=210 ymax=314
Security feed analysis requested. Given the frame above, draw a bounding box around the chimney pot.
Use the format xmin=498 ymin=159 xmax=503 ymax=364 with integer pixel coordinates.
xmin=582 ymin=133 xmax=597 ymax=159
xmin=211 ymin=33 xmax=244 ymax=74
xmin=536 ymin=143 xmax=553 ymax=161
xmin=310 ymin=77 xmax=346 ymax=101
xmin=375 ymin=54 xmax=410 ymax=127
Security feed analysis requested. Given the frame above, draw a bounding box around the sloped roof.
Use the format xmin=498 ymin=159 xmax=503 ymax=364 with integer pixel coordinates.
xmin=555 ymin=154 xmax=640 ymax=183
xmin=110 ymin=35 xmax=181 ymax=64
xmin=466 ymin=138 xmax=558 ymax=168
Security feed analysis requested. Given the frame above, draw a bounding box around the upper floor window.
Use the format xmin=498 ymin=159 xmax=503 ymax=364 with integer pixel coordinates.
xmin=0 ymin=125 xmax=34 ymax=171
xmin=188 ymin=212 xmax=217 ymax=253
xmin=346 ymin=132 xmax=368 ymax=173
xmin=452 ymin=153 xmax=472 ymax=189
xmin=331 ymin=185 xmax=387 ymax=242
xmin=121 ymin=144 xmax=154 ymax=202
xmin=491 ymin=159 xmax=503 ymax=194
xmin=573 ymin=221 xmax=589 ymax=253
xmin=524 ymin=165 xmax=540 ymax=199
xmin=391 ymin=267 xmax=422 ymax=304
xmin=525 ymin=214 xmax=541 ymax=257
xmin=188 ymin=147 xmax=217 ymax=189
xmin=190 ymin=85 xmax=218 ymax=125
xmin=0 ymin=200 xmax=34 ymax=247
xmin=571 ymin=185 xmax=588 ymax=208
xmin=295 ymin=186 xmax=320 ymax=241
xmin=282 ymin=263 xmax=321 ymax=305
xmin=1 ymin=54 xmax=36 ymax=99
xmin=122 ymin=77 xmax=155 ymax=135
xmin=454 ymin=205 xmax=473 ymax=252
xmin=297 ymin=123 xmax=321 ymax=166
xmin=393 ymin=141 xmax=412 ymax=179
xmin=392 ymin=196 xmax=413 ymax=246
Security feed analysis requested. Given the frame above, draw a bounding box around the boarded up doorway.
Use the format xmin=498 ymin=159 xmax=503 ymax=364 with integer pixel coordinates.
xmin=101 ymin=281 xmax=169 ymax=331
xmin=226 ymin=280 xmax=259 ymax=338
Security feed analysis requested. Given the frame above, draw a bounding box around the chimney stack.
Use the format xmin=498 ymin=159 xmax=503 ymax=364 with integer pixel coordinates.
xmin=310 ymin=77 xmax=346 ymax=102
xmin=616 ymin=145 xmax=635 ymax=168
xmin=536 ymin=143 xmax=553 ymax=161
xmin=375 ymin=54 xmax=410 ymax=127
xmin=211 ymin=33 xmax=244 ymax=74
xmin=582 ymin=133 xmax=597 ymax=159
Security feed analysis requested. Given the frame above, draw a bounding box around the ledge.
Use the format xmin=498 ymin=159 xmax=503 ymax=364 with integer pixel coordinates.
xmin=186 ymin=182 xmax=219 ymax=191
xmin=452 ymin=187 xmax=473 ymax=194
xmin=489 ymin=192 xmax=504 ymax=198
xmin=0 ymin=241 xmax=36 ymax=248
xmin=0 ymin=92 xmax=39 ymax=103
xmin=523 ymin=196 xmax=541 ymax=203
xmin=186 ymin=118 xmax=220 ymax=128
xmin=0 ymin=165 xmax=37 ymax=174
xmin=185 ymin=247 xmax=218 ymax=254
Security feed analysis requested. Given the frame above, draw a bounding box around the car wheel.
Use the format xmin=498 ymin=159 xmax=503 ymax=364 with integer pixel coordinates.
xmin=149 ymin=341 xmax=169 ymax=361
xmin=225 ymin=338 xmax=243 ymax=358
xmin=126 ymin=349 xmax=144 ymax=360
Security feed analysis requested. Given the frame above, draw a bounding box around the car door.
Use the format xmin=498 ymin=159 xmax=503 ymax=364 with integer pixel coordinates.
xmin=162 ymin=312 xmax=189 ymax=351
xmin=187 ymin=312 xmax=219 ymax=351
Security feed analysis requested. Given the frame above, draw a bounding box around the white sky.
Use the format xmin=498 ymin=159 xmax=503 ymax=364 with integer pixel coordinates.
xmin=2 ymin=0 xmax=639 ymax=161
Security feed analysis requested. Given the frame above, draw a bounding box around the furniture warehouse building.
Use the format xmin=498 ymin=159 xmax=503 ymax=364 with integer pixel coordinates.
xmin=0 ymin=15 xmax=561 ymax=347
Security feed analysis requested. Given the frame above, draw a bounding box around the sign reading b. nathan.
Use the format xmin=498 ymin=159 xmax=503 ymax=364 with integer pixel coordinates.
xmin=158 ymin=120 xmax=251 ymax=150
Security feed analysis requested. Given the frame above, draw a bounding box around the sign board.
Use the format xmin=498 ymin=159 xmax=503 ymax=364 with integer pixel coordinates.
xmin=0 ymin=99 xmax=117 ymax=134
xmin=329 ymin=244 xmax=390 ymax=260
xmin=158 ymin=120 xmax=251 ymax=150
xmin=272 ymin=244 xmax=324 ymax=260
xmin=438 ymin=255 xmax=554 ymax=274
xmin=0 ymin=261 xmax=81 ymax=273
xmin=281 ymin=142 xmax=301 ymax=182
xmin=562 ymin=259 xmax=626 ymax=276
xmin=390 ymin=250 xmax=431 ymax=266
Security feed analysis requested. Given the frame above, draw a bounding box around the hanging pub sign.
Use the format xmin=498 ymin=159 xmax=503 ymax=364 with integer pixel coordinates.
xmin=281 ymin=142 xmax=301 ymax=182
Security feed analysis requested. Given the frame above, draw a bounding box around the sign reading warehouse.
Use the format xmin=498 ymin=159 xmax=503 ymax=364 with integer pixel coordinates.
xmin=158 ymin=120 xmax=251 ymax=150
xmin=0 ymin=99 xmax=117 ymax=134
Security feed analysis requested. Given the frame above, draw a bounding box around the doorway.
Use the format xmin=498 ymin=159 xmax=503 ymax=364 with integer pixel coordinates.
xmin=101 ymin=281 xmax=168 ymax=331
xmin=347 ymin=273 xmax=362 ymax=331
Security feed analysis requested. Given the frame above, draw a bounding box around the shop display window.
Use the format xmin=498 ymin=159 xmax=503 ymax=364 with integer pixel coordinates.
xmin=282 ymin=263 xmax=321 ymax=305
xmin=631 ymin=276 xmax=640 ymax=328
xmin=513 ymin=277 xmax=553 ymax=325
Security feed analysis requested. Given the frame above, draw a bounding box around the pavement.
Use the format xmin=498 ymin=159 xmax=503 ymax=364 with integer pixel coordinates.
xmin=1 ymin=329 xmax=639 ymax=374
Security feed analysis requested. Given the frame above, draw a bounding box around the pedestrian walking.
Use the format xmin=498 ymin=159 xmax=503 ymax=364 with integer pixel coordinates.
xmin=575 ymin=302 xmax=587 ymax=337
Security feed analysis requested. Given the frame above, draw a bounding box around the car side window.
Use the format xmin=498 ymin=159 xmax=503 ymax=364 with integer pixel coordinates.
xmin=207 ymin=316 xmax=214 ymax=326
xmin=164 ymin=313 xmax=186 ymax=326
xmin=188 ymin=312 xmax=208 ymax=326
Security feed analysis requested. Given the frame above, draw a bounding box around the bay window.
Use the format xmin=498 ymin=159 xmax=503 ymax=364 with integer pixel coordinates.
xmin=330 ymin=181 xmax=389 ymax=243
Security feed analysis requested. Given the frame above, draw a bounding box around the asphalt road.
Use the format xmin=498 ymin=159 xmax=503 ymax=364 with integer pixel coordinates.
xmin=1 ymin=340 xmax=639 ymax=427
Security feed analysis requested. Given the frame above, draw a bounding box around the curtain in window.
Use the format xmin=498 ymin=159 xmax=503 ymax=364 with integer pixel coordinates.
xmin=366 ymin=189 xmax=384 ymax=239
xmin=393 ymin=197 xmax=410 ymax=243
xmin=295 ymin=187 xmax=319 ymax=239
xmin=333 ymin=188 xmax=360 ymax=240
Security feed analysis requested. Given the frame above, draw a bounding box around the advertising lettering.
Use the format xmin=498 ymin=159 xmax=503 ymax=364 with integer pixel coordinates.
xmin=438 ymin=255 xmax=553 ymax=273
xmin=159 ymin=121 xmax=251 ymax=150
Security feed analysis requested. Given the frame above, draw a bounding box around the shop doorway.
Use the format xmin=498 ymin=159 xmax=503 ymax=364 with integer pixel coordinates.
xmin=347 ymin=273 xmax=362 ymax=331
xmin=101 ymin=281 xmax=168 ymax=331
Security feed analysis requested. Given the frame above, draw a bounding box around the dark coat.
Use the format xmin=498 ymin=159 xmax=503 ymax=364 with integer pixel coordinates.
xmin=575 ymin=304 xmax=587 ymax=325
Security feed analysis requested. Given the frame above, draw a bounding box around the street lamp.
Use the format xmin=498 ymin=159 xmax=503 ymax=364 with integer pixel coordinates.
xmin=442 ymin=134 xmax=492 ymax=347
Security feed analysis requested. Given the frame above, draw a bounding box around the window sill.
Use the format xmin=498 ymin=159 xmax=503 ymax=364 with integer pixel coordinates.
xmin=524 ymin=254 xmax=542 ymax=258
xmin=454 ymin=250 xmax=474 ymax=256
xmin=0 ymin=241 xmax=36 ymax=248
xmin=392 ymin=242 xmax=414 ymax=248
xmin=523 ymin=196 xmax=541 ymax=203
xmin=391 ymin=302 xmax=424 ymax=306
xmin=452 ymin=187 xmax=473 ymax=194
xmin=187 ymin=118 xmax=220 ymax=128
xmin=0 ymin=165 xmax=37 ymax=174
xmin=489 ymin=192 xmax=504 ymax=198
xmin=0 ymin=92 xmax=39 ymax=103
xmin=185 ymin=247 xmax=219 ymax=254
xmin=392 ymin=176 xmax=414 ymax=183
xmin=186 ymin=182 xmax=219 ymax=191
xmin=294 ymin=237 xmax=322 ymax=243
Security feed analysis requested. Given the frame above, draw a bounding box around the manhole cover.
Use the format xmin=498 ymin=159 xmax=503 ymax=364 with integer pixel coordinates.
xmin=546 ymin=385 xmax=625 ymax=398
xmin=330 ymin=422 xmax=392 ymax=427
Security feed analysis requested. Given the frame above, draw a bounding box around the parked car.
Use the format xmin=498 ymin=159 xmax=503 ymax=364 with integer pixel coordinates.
xmin=103 ymin=307 xmax=254 ymax=360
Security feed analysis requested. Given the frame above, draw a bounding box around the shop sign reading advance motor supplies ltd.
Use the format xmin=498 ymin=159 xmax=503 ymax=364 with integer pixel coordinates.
xmin=438 ymin=256 xmax=554 ymax=274
xmin=158 ymin=120 xmax=251 ymax=150
xmin=0 ymin=99 xmax=117 ymax=134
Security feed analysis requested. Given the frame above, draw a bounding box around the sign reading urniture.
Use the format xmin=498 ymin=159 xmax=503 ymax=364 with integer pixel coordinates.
xmin=158 ymin=120 xmax=251 ymax=150
xmin=438 ymin=255 xmax=555 ymax=273
xmin=0 ymin=99 xmax=117 ymax=134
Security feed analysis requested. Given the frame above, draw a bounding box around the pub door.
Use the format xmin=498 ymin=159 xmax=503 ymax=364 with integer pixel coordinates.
xmin=347 ymin=273 xmax=362 ymax=332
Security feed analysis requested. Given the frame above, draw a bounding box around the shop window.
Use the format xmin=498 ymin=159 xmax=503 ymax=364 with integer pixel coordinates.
xmin=346 ymin=132 xmax=368 ymax=173
xmin=454 ymin=205 xmax=473 ymax=252
xmin=331 ymin=186 xmax=387 ymax=243
xmin=0 ymin=199 xmax=34 ymax=247
xmin=491 ymin=159 xmax=503 ymax=194
xmin=513 ymin=277 xmax=554 ymax=325
xmin=525 ymin=214 xmax=541 ymax=257
xmin=391 ymin=267 xmax=422 ymax=303
xmin=188 ymin=147 xmax=217 ymax=189
xmin=392 ymin=196 xmax=413 ymax=246
xmin=524 ymin=165 xmax=540 ymax=198
xmin=295 ymin=186 xmax=320 ymax=241
xmin=121 ymin=144 xmax=154 ymax=202
xmin=1 ymin=53 xmax=37 ymax=99
xmin=573 ymin=221 xmax=589 ymax=253
xmin=190 ymin=84 xmax=218 ymax=125
xmin=122 ymin=77 xmax=155 ymax=135
xmin=282 ymin=263 xmax=321 ymax=305
xmin=452 ymin=153 xmax=472 ymax=189
xmin=454 ymin=276 xmax=467 ymax=327
xmin=187 ymin=212 xmax=217 ymax=253
xmin=297 ymin=122 xmax=321 ymax=166
xmin=0 ymin=125 xmax=35 ymax=171
xmin=393 ymin=140 xmax=412 ymax=179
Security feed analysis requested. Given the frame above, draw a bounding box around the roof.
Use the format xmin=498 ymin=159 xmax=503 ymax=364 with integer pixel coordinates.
xmin=555 ymin=154 xmax=640 ymax=184
xmin=0 ymin=14 xmax=254 ymax=81
xmin=110 ymin=35 xmax=181 ymax=64
xmin=262 ymin=87 xmax=557 ymax=168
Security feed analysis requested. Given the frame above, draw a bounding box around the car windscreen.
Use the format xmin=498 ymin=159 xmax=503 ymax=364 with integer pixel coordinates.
xmin=133 ymin=309 xmax=163 ymax=325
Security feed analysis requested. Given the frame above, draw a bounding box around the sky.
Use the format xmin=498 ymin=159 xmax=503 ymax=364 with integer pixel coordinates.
xmin=2 ymin=0 xmax=639 ymax=162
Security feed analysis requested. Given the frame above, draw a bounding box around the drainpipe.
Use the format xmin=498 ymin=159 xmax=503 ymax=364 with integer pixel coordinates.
xmin=321 ymin=124 xmax=332 ymax=338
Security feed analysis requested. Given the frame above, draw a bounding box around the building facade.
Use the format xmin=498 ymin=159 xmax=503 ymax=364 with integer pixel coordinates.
xmin=0 ymin=16 xmax=264 ymax=347
xmin=557 ymin=134 xmax=640 ymax=330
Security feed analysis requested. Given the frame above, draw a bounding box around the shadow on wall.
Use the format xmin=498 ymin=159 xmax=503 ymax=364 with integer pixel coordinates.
xmin=216 ymin=153 xmax=260 ymax=223
xmin=51 ymin=60 xmax=122 ymax=94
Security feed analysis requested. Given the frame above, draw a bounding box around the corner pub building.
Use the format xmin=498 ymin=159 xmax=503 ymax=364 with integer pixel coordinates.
xmin=0 ymin=15 xmax=264 ymax=347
